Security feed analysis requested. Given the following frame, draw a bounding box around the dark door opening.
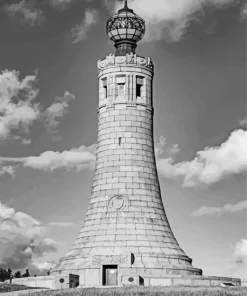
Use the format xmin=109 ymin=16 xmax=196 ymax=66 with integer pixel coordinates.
xmin=69 ymin=274 xmax=79 ymax=288
xmin=102 ymin=265 xmax=118 ymax=286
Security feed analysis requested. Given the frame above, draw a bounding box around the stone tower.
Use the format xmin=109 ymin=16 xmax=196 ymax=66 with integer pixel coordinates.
xmin=52 ymin=0 xmax=203 ymax=286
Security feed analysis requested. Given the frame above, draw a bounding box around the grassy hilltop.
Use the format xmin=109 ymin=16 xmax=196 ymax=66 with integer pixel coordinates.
xmin=0 ymin=283 xmax=49 ymax=293
xmin=2 ymin=285 xmax=246 ymax=296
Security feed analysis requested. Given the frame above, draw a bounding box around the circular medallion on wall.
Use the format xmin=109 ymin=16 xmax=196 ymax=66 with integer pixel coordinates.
xmin=108 ymin=194 xmax=128 ymax=211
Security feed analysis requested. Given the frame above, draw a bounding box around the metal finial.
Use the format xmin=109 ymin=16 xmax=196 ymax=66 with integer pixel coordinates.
xmin=118 ymin=0 xmax=132 ymax=12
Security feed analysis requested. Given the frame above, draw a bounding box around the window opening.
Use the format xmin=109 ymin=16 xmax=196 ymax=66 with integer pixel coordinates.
xmin=102 ymin=78 xmax=107 ymax=98
xmin=136 ymin=84 xmax=142 ymax=97
xmin=117 ymin=83 xmax=125 ymax=96
xmin=116 ymin=75 xmax=126 ymax=96
xmin=136 ymin=76 xmax=143 ymax=98
xmin=103 ymin=85 xmax=107 ymax=98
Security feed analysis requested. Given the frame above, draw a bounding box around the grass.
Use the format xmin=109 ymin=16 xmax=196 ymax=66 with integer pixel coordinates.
xmin=0 ymin=283 xmax=48 ymax=293
xmin=14 ymin=286 xmax=247 ymax=296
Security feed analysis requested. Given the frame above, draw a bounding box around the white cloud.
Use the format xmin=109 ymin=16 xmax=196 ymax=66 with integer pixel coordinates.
xmin=49 ymin=0 xmax=74 ymax=6
xmin=4 ymin=0 xmax=45 ymax=26
xmin=229 ymin=238 xmax=247 ymax=279
xmin=21 ymin=138 xmax=32 ymax=145
xmin=155 ymin=135 xmax=167 ymax=158
xmin=0 ymin=165 xmax=16 ymax=178
xmin=72 ymin=8 xmax=98 ymax=43
xmin=239 ymin=118 xmax=247 ymax=128
xmin=0 ymin=143 xmax=97 ymax=173
xmin=49 ymin=0 xmax=94 ymax=9
xmin=234 ymin=239 xmax=247 ymax=258
xmin=13 ymin=135 xmax=32 ymax=145
xmin=0 ymin=70 xmax=40 ymax=140
xmin=32 ymin=260 xmax=56 ymax=271
xmin=48 ymin=222 xmax=74 ymax=227
xmin=241 ymin=2 xmax=247 ymax=18
xmin=157 ymin=129 xmax=247 ymax=187
xmin=0 ymin=201 xmax=73 ymax=273
xmin=106 ymin=0 xmax=242 ymax=42
xmin=42 ymin=91 xmax=75 ymax=134
xmin=155 ymin=135 xmax=180 ymax=159
xmin=2 ymin=128 xmax=246 ymax=188
xmin=0 ymin=70 xmax=75 ymax=145
xmin=0 ymin=201 xmax=16 ymax=219
xmin=48 ymin=0 xmax=77 ymax=10
xmin=0 ymin=201 xmax=58 ymax=270
xmin=22 ymin=144 xmax=96 ymax=171
xmin=191 ymin=200 xmax=247 ymax=217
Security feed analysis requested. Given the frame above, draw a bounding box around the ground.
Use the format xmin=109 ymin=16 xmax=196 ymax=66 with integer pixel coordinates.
xmin=1 ymin=285 xmax=247 ymax=296
xmin=0 ymin=283 xmax=48 ymax=293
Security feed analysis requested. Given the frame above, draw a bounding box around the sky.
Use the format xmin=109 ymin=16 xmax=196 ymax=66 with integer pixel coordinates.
xmin=0 ymin=0 xmax=246 ymax=280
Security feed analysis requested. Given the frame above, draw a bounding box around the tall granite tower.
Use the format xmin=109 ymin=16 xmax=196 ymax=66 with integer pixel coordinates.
xmin=52 ymin=0 xmax=204 ymax=287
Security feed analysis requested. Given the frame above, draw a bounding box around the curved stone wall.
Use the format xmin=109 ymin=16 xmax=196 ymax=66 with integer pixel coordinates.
xmin=52 ymin=53 xmax=202 ymax=282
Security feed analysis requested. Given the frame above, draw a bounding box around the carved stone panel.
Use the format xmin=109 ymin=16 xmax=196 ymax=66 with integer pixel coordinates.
xmin=106 ymin=53 xmax=115 ymax=66
xmin=115 ymin=56 xmax=126 ymax=65
xmin=91 ymin=254 xmax=131 ymax=266
xmin=137 ymin=57 xmax=147 ymax=66
xmin=97 ymin=54 xmax=154 ymax=72
xmin=126 ymin=52 xmax=136 ymax=64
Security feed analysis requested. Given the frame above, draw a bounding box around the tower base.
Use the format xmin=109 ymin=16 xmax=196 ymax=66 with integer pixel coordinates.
xmin=51 ymin=251 xmax=203 ymax=285
xmin=50 ymin=252 xmax=239 ymax=287
xmin=52 ymin=265 xmax=241 ymax=288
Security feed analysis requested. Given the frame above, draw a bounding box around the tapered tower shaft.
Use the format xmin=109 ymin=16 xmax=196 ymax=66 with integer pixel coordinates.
xmin=52 ymin=1 xmax=202 ymax=286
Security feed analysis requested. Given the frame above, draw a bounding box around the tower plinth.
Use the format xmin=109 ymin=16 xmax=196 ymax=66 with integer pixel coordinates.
xmin=51 ymin=1 xmax=241 ymax=288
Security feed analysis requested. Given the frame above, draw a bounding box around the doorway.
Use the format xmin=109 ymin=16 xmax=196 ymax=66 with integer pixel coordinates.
xmin=69 ymin=274 xmax=79 ymax=288
xmin=102 ymin=265 xmax=118 ymax=286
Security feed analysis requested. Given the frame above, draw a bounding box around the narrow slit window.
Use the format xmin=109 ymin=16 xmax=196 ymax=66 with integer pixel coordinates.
xmin=102 ymin=78 xmax=107 ymax=98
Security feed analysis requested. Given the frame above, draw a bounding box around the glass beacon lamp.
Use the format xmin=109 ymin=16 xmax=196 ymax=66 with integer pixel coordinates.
xmin=106 ymin=0 xmax=146 ymax=56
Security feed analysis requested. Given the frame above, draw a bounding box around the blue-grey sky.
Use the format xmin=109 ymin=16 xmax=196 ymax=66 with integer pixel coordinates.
xmin=0 ymin=0 xmax=246 ymax=279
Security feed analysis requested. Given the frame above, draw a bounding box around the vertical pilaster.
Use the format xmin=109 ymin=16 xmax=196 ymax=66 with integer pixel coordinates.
xmin=107 ymin=74 xmax=111 ymax=97
xmin=113 ymin=75 xmax=116 ymax=102
xmin=143 ymin=77 xmax=148 ymax=105
xmin=133 ymin=74 xmax=136 ymax=102
xmin=98 ymin=79 xmax=102 ymax=101
xmin=129 ymin=73 xmax=133 ymax=102
xmin=150 ymin=77 xmax=153 ymax=106
xmin=143 ymin=77 xmax=150 ymax=105
xmin=125 ymin=74 xmax=129 ymax=99
xmin=111 ymin=74 xmax=114 ymax=98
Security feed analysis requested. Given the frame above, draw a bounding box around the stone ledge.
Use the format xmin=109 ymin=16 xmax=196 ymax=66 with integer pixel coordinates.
xmin=97 ymin=102 xmax=154 ymax=113
xmin=97 ymin=53 xmax=154 ymax=74
xmin=121 ymin=275 xmax=241 ymax=287
xmin=51 ymin=267 xmax=241 ymax=288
